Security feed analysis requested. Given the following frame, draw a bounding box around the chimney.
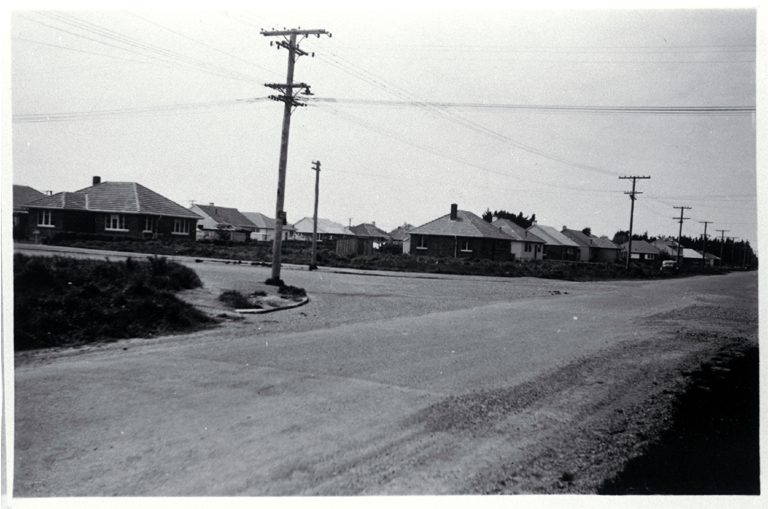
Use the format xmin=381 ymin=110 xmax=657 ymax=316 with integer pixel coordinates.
xmin=209 ymin=202 xmax=214 ymax=206
xmin=450 ymin=203 xmax=458 ymax=221
xmin=93 ymin=176 xmax=101 ymax=185
xmin=492 ymin=215 xmax=498 ymax=222
xmin=372 ymin=221 xmax=376 ymax=226
xmin=46 ymin=190 xmax=53 ymax=196
xmin=563 ymin=225 xmax=567 ymax=231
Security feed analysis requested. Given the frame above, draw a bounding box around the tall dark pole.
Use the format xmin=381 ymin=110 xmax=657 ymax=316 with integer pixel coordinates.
xmin=261 ymin=28 xmax=329 ymax=284
xmin=310 ymin=160 xmax=321 ymax=270
xmin=699 ymin=221 xmax=712 ymax=267
xmin=619 ymin=176 xmax=650 ymax=270
xmin=673 ymin=206 xmax=691 ymax=266
xmin=716 ymin=229 xmax=729 ymax=267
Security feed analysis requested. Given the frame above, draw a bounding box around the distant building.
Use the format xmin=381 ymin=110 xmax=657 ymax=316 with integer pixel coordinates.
xmin=191 ymin=203 xmax=256 ymax=242
xmin=22 ymin=177 xmax=200 ymax=242
xmin=406 ymin=204 xmax=513 ymax=261
xmin=492 ymin=218 xmax=545 ymax=260
xmin=349 ymin=222 xmax=391 ymax=248
xmin=527 ymin=224 xmax=580 ymax=261
xmin=292 ymin=217 xmax=355 ymax=241
xmin=13 ymin=185 xmax=46 ymax=239
xmin=619 ymin=239 xmax=660 ymax=263
xmin=241 ymin=212 xmax=295 ymax=241
xmin=561 ymin=228 xmax=621 ymax=263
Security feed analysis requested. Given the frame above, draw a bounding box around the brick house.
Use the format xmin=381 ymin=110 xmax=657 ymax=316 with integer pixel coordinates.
xmin=561 ymin=228 xmax=621 ymax=263
xmin=405 ymin=204 xmax=513 ymax=261
xmin=190 ymin=203 xmax=256 ymax=242
xmin=491 ymin=218 xmax=546 ymax=260
xmin=23 ymin=177 xmax=201 ymax=242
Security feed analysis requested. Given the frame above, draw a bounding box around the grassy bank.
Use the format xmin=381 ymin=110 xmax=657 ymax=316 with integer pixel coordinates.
xmin=14 ymin=254 xmax=215 ymax=351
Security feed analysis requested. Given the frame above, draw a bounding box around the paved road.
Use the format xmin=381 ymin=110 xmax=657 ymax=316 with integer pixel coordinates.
xmin=12 ymin=246 xmax=757 ymax=496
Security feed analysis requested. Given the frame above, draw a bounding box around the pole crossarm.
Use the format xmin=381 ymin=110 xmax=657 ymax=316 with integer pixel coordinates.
xmin=262 ymin=29 xmax=330 ymax=36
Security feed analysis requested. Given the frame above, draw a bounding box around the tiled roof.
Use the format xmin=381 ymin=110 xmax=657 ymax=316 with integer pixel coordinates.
xmin=388 ymin=225 xmax=413 ymax=241
xmin=293 ymin=217 xmax=353 ymax=236
xmin=528 ymin=225 xmax=580 ymax=247
xmin=241 ymin=212 xmax=296 ymax=231
xmin=13 ymin=185 xmax=46 ymax=210
xmin=492 ymin=218 xmax=545 ymax=243
xmin=349 ymin=223 xmax=391 ymax=239
xmin=562 ymin=229 xmax=620 ymax=250
xmin=410 ymin=210 xmax=513 ymax=240
xmin=24 ymin=182 xmax=201 ymax=219
xmin=195 ymin=205 xmax=255 ymax=229
xmin=619 ymin=239 xmax=660 ymax=255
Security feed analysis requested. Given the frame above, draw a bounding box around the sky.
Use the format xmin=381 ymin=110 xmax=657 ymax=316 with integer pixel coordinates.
xmin=6 ymin=5 xmax=760 ymax=250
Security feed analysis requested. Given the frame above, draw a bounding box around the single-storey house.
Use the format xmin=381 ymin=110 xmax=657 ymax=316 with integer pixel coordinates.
xmin=651 ymin=237 xmax=680 ymax=257
xmin=405 ymin=204 xmax=513 ymax=261
xmin=349 ymin=222 xmax=391 ymax=248
xmin=527 ymin=224 xmax=580 ymax=261
xmin=561 ymin=228 xmax=621 ymax=263
xmin=619 ymin=239 xmax=660 ymax=262
xmin=22 ymin=177 xmax=201 ymax=242
xmin=241 ymin=212 xmax=295 ymax=241
xmin=13 ymin=185 xmax=46 ymax=239
xmin=191 ymin=203 xmax=256 ymax=242
xmin=292 ymin=217 xmax=355 ymax=241
xmin=388 ymin=223 xmax=414 ymax=244
xmin=491 ymin=218 xmax=546 ymax=260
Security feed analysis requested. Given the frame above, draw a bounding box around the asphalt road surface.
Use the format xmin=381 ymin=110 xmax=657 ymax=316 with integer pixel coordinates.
xmin=12 ymin=247 xmax=759 ymax=496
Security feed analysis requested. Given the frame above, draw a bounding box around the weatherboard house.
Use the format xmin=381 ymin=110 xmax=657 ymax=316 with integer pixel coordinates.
xmin=527 ymin=224 xmax=580 ymax=261
xmin=405 ymin=204 xmax=513 ymax=261
xmin=561 ymin=228 xmax=621 ymax=263
xmin=491 ymin=217 xmax=546 ymax=260
xmin=22 ymin=177 xmax=201 ymax=242
xmin=190 ymin=203 xmax=257 ymax=243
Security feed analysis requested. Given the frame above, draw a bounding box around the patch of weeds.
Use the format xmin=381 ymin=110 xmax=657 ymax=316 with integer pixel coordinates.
xmin=218 ymin=290 xmax=262 ymax=309
xmin=279 ymin=284 xmax=307 ymax=298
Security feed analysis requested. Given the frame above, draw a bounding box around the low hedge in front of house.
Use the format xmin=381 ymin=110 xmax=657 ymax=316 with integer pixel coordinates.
xmin=14 ymin=254 xmax=215 ymax=351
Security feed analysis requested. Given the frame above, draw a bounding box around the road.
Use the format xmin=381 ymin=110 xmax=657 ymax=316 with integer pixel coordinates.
xmin=12 ymin=246 xmax=759 ymax=496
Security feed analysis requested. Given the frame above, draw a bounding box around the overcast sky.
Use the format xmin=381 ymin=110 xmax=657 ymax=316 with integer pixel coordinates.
xmin=8 ymin=6 xmax=759 ymax=249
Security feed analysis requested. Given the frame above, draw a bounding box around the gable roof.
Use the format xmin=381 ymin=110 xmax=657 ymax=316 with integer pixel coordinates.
xmin=293 ymin=217 xmax=353 ymax=236
xmin=14 ymin=185 xmax=46 ymax=211
xmin=24 ymin=182 xmax=201 ymax=219
xmin=193 ymin=204 xmax=255 ymax=229
xmin=619 ymin=239 xmax=660 ymax=255
xmin=410 ymin=210 xmax=513 ymax=240
xmin=562 ymin=229 xmax=620 ymax=250
xmin=528 ymin=225 xmax=580 ymax=247
xmin=349 ymin=223 xmax=391 ymax=239
xmin=492 ymin=218 xmax=545 ymax=243
xmin=241 ymin=212 xmax=296 ymax=232
xmin=388 ymin=225 xmax=413 ymax=241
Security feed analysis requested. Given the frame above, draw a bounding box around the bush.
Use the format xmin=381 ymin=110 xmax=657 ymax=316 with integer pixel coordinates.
xmin=14 ymin=254 xmax=212 ymax=351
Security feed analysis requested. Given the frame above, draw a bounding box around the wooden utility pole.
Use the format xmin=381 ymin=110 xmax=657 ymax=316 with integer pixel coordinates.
xmin=673 ymin=206 xmax=692 ymax=266
xmin=619 ymin=176 xmax=650 ymax=269
xmin=310 ymin=160 xmax=321 ymax=270
xmin=699 ymin=221 xmax=712 ymax=267
xmin=715 ymin=229 xmax=729 ymax=267
xmin=261 ymin=28 xmax=330 ymax=284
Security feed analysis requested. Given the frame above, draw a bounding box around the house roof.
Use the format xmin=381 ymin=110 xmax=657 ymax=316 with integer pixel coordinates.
xmin=349 ymin=223 xmax=391 ymax=239
xmin=241 ymin=212 xmax=296 ymax=232
xmin=293 ymin=217 xmax=353 ymax=236
xmin=388 ymin=225 xmax=413 ymax=241
xmin=528 ymin=225 xmax=580 ymax=247
xmin=25 ymin=182 xmax=201 ymax=219
xmin=492 ymin=218 xmax=545 ymax=243
xmin=194 ymin=204 xmax=255 ymax=229
xmin=410 ymin=210 xmax=513 ymax=240
xmin=13 ymin=185 xmax=46 ymax=211
xmin=619 ymin=239 xmax=661 ymax=255
xmin=561 ymin=229 xmax=620 ymax=250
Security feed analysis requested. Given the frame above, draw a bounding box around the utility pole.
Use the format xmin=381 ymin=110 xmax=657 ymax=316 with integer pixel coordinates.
xmin=730 ymin=237 xmax=740 ymax=267
xmin=673 ymin=206 xmax=692 ymax=266
xmin=619 ymin=176 xmax=650 ymax=270
xmin=715 ymin=229 xmax=729 ymax=267
xmin=699 ymin=221 xmax=712 ymax=267
xmin=261 ymin=27 xmax=330 ymax=284
xmin=310 ymin=160 xmax=321 ymax=271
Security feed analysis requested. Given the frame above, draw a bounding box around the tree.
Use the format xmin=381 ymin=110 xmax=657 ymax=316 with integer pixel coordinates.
xmin=482 ymin=209 xmax=536 ymax=229
xmin=581 ymin=227 xmax=592 ymax=236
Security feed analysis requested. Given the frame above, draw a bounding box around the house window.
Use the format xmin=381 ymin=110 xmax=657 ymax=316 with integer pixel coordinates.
xmin=416 ymin=236 xmax=427 ymax=250
xmin=524 ymin=243 xmax=532 ymax=252
xmin=460 ymin=239 xmax=472 ymax=252
xmin=173 ymin=219 xmax=190 ymax=235
xmin=143 ymin=216 xmax=155 ymax=233
xmin=646 ymin=254 xmax=655 ymax=260
xmin=105 ymin=214 xmax=127 ymax=231
xmin=37 ymin=210 xmax=53 ymax=227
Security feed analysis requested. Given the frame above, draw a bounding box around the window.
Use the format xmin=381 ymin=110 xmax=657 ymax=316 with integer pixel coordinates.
xmin=416 ymin=236 xmax=427 ymax=250
xmin=37 ymin=210 xmax=53 ymax=227
xmin=143 ymin=216 xmax=155 ymax=233
xmin=173 ymin=219 xmax=189 ymax=235
xmin=460 ymin=239 xmax=472 ymax=252
xmin=646 ymin=254 xmax=656 ymax=260
xmin=524 ymin=243 xmax=532 ymax=252
xmin=105 ymin=214 xmax=127 ymax=231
